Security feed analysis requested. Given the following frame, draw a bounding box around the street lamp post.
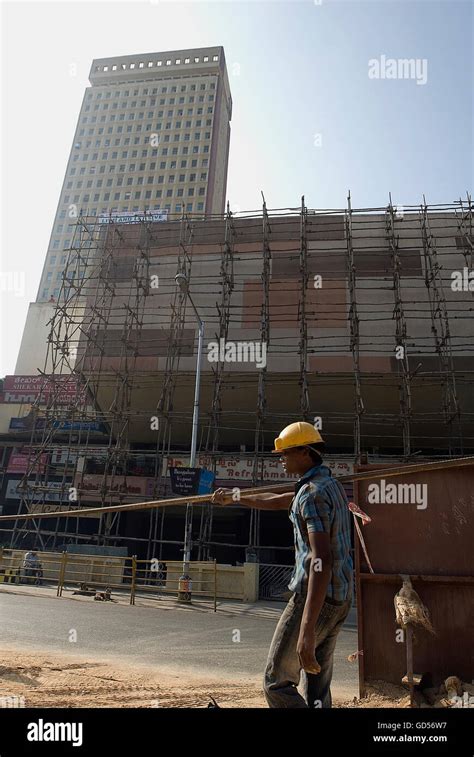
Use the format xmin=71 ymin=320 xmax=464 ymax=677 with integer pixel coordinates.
xmin=175 ymin=273 xmax=204 ymax=602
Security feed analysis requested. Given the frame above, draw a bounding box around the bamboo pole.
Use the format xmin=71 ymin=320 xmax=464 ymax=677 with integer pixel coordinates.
xmin=57 ymin=551 xmax=67 ymax=597
xmin=130 ymin=555 xmax=137 ymax=606
xmin=1 ymin=455 xmax=473 ymax=523
xmin=214 ymin=558 xmax=217 ymax=613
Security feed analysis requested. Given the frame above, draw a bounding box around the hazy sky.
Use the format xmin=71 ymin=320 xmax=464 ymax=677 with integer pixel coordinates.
xmin=0 ymin=0 xmax=472 ymax=376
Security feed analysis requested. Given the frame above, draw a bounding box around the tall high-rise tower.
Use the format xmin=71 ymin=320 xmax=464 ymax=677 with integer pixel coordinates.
xmin=36 ymin=46 xmax=232 ymax=301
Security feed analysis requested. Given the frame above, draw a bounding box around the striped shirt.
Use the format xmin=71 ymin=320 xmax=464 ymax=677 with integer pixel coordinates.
xmin=287 ymin=464 xmax=353 ymax=601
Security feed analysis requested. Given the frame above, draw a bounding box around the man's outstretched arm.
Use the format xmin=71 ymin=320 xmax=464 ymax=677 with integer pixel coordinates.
xmin=211 ymin=488 xmax=293 ymax=510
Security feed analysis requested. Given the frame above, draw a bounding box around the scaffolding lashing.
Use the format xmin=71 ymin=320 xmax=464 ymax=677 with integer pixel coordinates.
xmin=199 ymin=203 xmax=235 ymax=560
xmin=386 ymin=195 xmax=412 ymax=458
xmin=298 ymin=196 xmax=310 ymax=420
xmin=155 ymin=213 xmax=195 ymax=557
xmin=249 ymin=194 xmax=272 ymax=554
xmin=454 ymin=192 xmax=473 ymax=271
xmin=419 ymin=197 xmax=462 ymax=455
xmin=345 ymin=191 xmax=364 ymax=462
xmin=206 ymin=202 xmax=235 ymax=452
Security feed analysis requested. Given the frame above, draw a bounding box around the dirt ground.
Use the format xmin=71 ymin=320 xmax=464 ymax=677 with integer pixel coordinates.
xmin=0 ymin=648 xmax=411 ymax=708
xmin=0 ymin=648 xmax=264 ymax=708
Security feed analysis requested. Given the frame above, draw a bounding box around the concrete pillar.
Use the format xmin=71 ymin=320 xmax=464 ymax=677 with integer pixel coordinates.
xmin=242 ymin=562 xmax=259 ymax=603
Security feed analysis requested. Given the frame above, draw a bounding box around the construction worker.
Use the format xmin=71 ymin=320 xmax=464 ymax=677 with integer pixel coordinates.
xmin=211 ymin=421 xmax=353 ymax=708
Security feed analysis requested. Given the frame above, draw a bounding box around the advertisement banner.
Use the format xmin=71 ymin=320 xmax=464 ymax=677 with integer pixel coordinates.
xmin=98 ymin=210 xmax=168 ymax=225
xmin=1 ymin=375 xmax=86 ymax=405
xmin=163 ymin=455 xmax=354 ymax=482
xmin=5 ymin=479 xmax=72 ymax=503
xmin=9 ymin=417 xmax=46 ymax=431
xmin=6 ymin=449 xmax=48 ymax=474
xmin=50 ymin=448 xmax=80 ymax=467
xmin=52 ymin=420 xmax=107 ymax=433
xmin=74 ymin=474 xmax=155 ymax=502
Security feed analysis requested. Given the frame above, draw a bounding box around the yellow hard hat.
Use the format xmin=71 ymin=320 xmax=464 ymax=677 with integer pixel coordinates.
xmin=272 ymin=421 xmax=324 ymax=453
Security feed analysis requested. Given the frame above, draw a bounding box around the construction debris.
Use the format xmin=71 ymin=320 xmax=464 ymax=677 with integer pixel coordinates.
xmin=206 ymin=696 xmax=221 ymax=708
xmin=359 ymin=678 xmax=473 ymax=709
xmin=72 ymin=583 xmax=95 ymax=596
xmin=442 ymin=675 xmax=463 ymax=699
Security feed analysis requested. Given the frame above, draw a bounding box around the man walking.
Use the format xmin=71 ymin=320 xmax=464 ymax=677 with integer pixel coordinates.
xmin=212 ymin=421 xmax=353 ymax=708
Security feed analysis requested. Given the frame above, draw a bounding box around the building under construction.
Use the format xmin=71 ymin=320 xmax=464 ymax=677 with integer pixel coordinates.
xmin=1 ymin=195 xmax=473 ymax=566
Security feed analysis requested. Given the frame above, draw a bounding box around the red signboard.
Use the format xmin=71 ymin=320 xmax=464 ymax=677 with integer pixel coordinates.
xmin=7 ymin=449 xmax=49 ymax=474
xmin=74 ymin=474 xmax=156 ymax=502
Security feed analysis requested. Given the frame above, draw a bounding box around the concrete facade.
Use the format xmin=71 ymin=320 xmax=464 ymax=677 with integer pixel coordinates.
xmin=14 ymin=302 xmax=57 ymax=375
xmin=36 ymin=47 xmax=232 ymax=302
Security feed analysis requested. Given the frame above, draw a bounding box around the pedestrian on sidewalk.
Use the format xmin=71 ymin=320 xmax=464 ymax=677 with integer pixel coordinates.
xmin=21 ymin=551 xmax=43 ymax=586
xmin=212 ymin=421 xmax=353 ymax=708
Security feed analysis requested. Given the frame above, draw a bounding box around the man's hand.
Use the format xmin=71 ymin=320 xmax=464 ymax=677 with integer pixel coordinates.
xmin=297 ymin=629 xmax=321 ymax=674
xmin=211 ymin=487 xmax=235 ymax=506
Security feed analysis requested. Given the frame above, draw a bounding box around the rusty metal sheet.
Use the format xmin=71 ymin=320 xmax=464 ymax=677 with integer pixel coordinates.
xmin=354 ymin=462 xmax=474 ymax=693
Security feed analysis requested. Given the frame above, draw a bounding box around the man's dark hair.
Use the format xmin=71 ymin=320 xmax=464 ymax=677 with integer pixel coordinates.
xmin=297 ymin=443 xmax=324 ymax=465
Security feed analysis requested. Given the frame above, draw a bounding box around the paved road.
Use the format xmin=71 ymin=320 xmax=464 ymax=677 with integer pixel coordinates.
xmin=0 ymin=590 xmax=359 ymax=696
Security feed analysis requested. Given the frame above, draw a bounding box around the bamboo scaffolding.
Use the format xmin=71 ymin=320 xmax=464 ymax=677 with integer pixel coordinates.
xmin=4 ymin=199 xmax=473 ymax=557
